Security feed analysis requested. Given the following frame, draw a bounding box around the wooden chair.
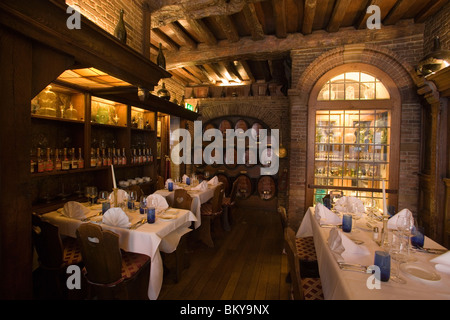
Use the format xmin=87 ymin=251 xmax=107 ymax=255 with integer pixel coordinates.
xmin=285 ymin=227 xmax=323 ymax=300
xmin=198 ymin=184 xmax=225 ymax=247
xmin=222 ymin=179 xmax=238 ymax=230
xmin=32 ymin=212 xmax=83 ymax=299
xmin=163 ymin=189 xmax=193 ymax=282
xmin=76 ymin=223 xmax=150 ymax=300
xmin=156 ymin=175 xmax=164 ymax=190
xmin=278 ymin=206 xmax=319 ymax=278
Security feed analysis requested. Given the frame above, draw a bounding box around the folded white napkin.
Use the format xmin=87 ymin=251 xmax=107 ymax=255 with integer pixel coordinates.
xmin=62 ymin=201 xmax=90 ymax=220
xmin=109 ymin=189 xmax=129 ymax=204
xmin=387 ymin=208 xmax=414 ymax=230
xmin=334 ymin=196 xmax=365 ymax=215
xmin=193 ymin=180 xmax=208 ymax=190
xmin=328 ymin=227 xmax=370 ymax=262
xmin=430 ymin=251 xmax=450 ymax=275
xmin=102 ymin=207 xmax=131 ymax=228
xmin=315 ymin=203 xmax=341 ymax=226
xmin=207 ymin=176 xmax=219 ymax=185
xmin=146 ymin=193 xmax=169 ymax=210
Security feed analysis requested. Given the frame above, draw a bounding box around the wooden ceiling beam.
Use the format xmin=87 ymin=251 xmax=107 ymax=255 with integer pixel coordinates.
xmin=165 ymin=22 xmax=423 ymax=69
xmin=176 ymin=67 xmax=203 ymax=85
xmin=415 ymin=0 xmax=449 ymax=23
xmin=302 ymin=0 xmax=317 ymax=35
xmin=224 ymin=61 xmax=244 ymax=82
xmin=383 ymin=0 xmax=411 ymax=26
xmin=242 ymin=3 xmax=265 ymax=40
xmin=327 ymin=0 xmax=352 ymax=33
xmin=184 ymin=65 xmax=209 ymax=83
xmin=196 ymin=65 xmax=217 ymax=84
xmin=272 ymin=0 xmax=287 ymax=38
xmin=202 ymin=64 xmax=224 ymax=83
xmin=186 ymin=18 xmax=217 ymax=46
xmin=151 ymin=28 xmax=180 ymax=51
xmin=355 ymin=0 xmax=383 ymax=29
xmin=214 ymin=15 xmax=240 ymax=42
xmin=167 ymin=21 xmax=197 ymax=49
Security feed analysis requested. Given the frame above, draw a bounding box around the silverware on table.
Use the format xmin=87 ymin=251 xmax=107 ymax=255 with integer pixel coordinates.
xmin=338 ymin=262 xmax=368 ymax=273
xmin=412 ymin=246 xmax=448 ymax=254
xmin=130 ymin=218 xmax=147 ymax=230
xmin=82 ymin=212 xmax=102 ymax=222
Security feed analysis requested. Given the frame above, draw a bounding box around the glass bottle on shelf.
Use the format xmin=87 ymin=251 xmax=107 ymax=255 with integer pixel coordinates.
xmin=55 ymin=149 xmax=62 ymax=171
xmin=70 ymin=148 xmax=78 ymax=170
xmin=62 ymin=148 xmax=70 ymax=171
xmin=96 ymin=148 xmax=102 ymax=167
xmin=102 ymin=149 xmax=108 ymax=167
xmin=113 ymin=148 xmax=118 ymax=165
xmin=90 ymin=148 xmax=97 ymax=168
xmin=78 ymin=148 xmax=84 ymax=169
xmin=45 ymin=148 xmax=54 ymax=172
xmin=37 ymin=148 xmax=45 ymax=173
xmin=117 ymin=148 xmax=122 ymax=165
xmin=36 ymin=86 xmax=59 ymax=117
xmin=107 ymin=148 xmax=112 ymax=166
xmin=122 ymin=147 xmax=127 ymax=165
xmin=30 ymin=149 xmax=36 ymax=173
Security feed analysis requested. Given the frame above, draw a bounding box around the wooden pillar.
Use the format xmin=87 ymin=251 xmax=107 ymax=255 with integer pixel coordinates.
xmin=0 ymin=27 xmax=33 ymax=299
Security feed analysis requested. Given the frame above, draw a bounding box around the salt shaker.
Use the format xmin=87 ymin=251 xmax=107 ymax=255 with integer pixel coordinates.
xmin=373 ymin=227 xmax=379 ymax=242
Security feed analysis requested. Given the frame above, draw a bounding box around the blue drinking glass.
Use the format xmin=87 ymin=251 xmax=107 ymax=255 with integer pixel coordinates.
xmin=342 ymin=214 xmax=352 ymax=233
xmin=147 ymin=207 xmax=155 ymax=224
xmin=186 ymin=177 xmax=190 ymax=185
xmin=168 ymin=182 xmax=173 ymax=192
xmin=411 ymin=226 xmax=425 ymax=248
xmin=374 ymin=251 xmax=391 ymax=282
xmin=101 ymin=201 xmax=110 ymax=214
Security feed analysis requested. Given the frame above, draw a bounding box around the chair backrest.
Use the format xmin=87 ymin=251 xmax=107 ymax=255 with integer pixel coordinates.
xmin=278 ymin=206 xmax=288 ymax=230
xmin=32 ymin=213 xmax=64 ymax=269
xmin=156 ymin=176 xmax=164 ymax=190
xmin=284 ymin=227 xmax=305 ymax=300
xmin=173 ymin=189 xmax=193 ymax=210
xmin=76 ymin=223 xmax=123 ymax=285
xmin=127 ymin=185 xmax=144 ymax=200
xmin=211 ymin=184 xmax=225 ymax=213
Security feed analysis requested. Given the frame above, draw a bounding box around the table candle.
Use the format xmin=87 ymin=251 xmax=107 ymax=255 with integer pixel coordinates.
xmin=382 ymin=180 xmax=387 ymax=216
xmin=111 ymin=164 xmax=117 ymax=189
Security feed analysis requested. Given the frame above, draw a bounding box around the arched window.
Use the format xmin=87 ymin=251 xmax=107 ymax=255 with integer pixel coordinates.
xmin=307 ymin=64 xmax=401 ymax=210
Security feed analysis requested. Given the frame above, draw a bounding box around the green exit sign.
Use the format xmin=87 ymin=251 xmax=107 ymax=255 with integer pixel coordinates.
xmin=185 ymin=103 xmax=194 ymax=111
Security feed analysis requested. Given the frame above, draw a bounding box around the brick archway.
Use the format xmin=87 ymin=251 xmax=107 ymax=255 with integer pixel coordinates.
xmin=288 ymin=44 xmax=421 ymax=227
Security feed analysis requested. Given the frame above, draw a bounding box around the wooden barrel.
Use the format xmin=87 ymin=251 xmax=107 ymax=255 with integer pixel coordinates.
xmin=257 ymin=176 xmax=277 ymax=200
xmin=244 ymin=148 xmax=258 ymax=167
xmin=251 ymin=122 xmax=266 ymax=141
xmin=219 ymin=119 xmax=232 ymax=136
xmin=235 ymin=119 xmax=248 ymax=132
xmin=235 ymin=174 xmax=253 ymax=199
xmin=203 ymin=123 xmax=216 ymax=140
xmin=215 ymin=173 xmax=230 ymax=196
xmin=224 ymin=147 xmax=238 ymax=169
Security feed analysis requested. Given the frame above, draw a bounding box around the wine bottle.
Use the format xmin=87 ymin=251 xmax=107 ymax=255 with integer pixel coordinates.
xmin=122 ymin=147 xmax=127 ymax=165
xmin=156 ymin=43 xmax=166 ymax=69
xmin=70 ymin=147 xmax=78 ymax=170
xmin=62 ymin=148 xmax=70 ymax=171
xmin=45 ymin=148 xmax=54 ymax=172
xmin=78 ymin=147 xmax=84 ymax=169
xmin=114 ymin=9 xmax=127 ymax=44
xmin=90 ymin=148 xmax=97 ymax=167
xmin=37 ymin=148 xmax=45 ymax=173
xmin=55 ymin=149 xmax=62 ymax=171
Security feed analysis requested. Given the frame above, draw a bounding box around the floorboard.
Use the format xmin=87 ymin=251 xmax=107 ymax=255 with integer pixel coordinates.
xmin=158 ymin=206 xmax=291 ymax=300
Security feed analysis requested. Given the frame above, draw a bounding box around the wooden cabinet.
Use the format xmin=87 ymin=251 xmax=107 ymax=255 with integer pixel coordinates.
xmin=30 ymin=83 xmax=158 ymax=213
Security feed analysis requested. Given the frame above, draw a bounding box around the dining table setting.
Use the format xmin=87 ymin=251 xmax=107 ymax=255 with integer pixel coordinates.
xmin=41 ymin=186 xmax=197 ymax=300
xmin=296 ymin=195 xmax=450 ymax=300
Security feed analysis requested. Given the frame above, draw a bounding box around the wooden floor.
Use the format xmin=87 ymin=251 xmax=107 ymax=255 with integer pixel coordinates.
xmin=158 ymin=206 xmax=291 ymax=300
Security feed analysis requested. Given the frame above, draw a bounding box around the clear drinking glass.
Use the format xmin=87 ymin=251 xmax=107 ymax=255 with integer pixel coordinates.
xmin=389 ymin=230 xmax=407 ymax=284
xmin=129 ymin=191 xmax=138 ymax=211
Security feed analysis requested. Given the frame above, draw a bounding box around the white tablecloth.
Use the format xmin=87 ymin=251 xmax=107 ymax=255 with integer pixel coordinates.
xmin=297 ymin=207 xmax=450 ymax=300
xmin=42 ymin=204 xmax=197 ymax=300
xmin=154 ymin=183 xmax=218 ymax=229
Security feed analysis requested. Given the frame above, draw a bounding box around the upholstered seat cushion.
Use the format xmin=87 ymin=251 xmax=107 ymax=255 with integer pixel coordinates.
xmin=301 ymin=277 xmax=324 ymax=300
xmin=295 ymin=236 xmax=317 ymax=261
xmin=121 ymin=251 xmax=150 ymax=279
xmin=62 ymin=237 xmax=83 ymax=266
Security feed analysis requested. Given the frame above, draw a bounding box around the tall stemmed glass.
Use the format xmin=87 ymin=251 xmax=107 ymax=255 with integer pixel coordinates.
xmin=90 ymin=186 xmax=98 ymax=206
xmin=397 ymin=214 xmax=417 ymax=262
xmin=129 ymin=190 xmax=138 ymax=211
xmin=85 ymin=186 xmax=94 ymax=206
xmin=389 ymin=229 xmax=408 ymax=284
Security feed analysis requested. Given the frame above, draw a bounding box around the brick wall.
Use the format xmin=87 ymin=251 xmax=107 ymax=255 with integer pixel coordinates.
xmin=424 ymin=1 xmax=450 ymax=55
xmin=66 ymin=0 xmax=146 ymax=54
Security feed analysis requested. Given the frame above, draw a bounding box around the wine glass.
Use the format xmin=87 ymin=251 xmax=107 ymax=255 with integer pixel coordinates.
xmin=397 ymin=214 xmax=417 ymax=262
xmin=85 ymin=186 xmax=93 ymax=206
xmin=90 ymin=186 xmax=98 ymax=205
xmin=129 ymin=190 xmax=138 ymax=211
xmin=389 ymin=230 xmax=407 ymax=284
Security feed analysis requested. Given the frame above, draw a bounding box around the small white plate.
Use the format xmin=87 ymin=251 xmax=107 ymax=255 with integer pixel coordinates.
xmin=400 ymin=263 xmax=441 ymax=283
